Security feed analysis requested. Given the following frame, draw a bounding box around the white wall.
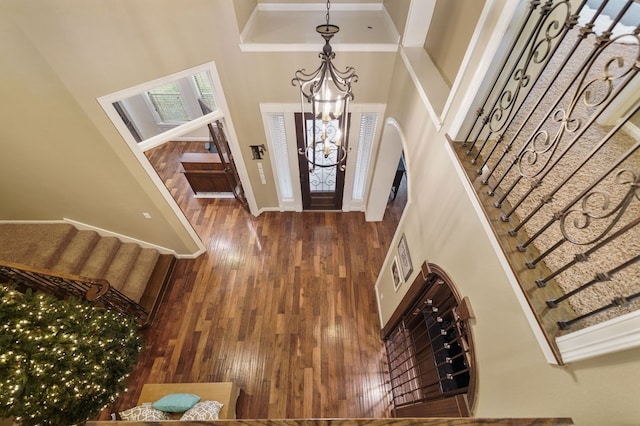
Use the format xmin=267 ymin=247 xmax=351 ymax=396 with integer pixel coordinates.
xmin=365 ymin=119 xmax=404 ymax=222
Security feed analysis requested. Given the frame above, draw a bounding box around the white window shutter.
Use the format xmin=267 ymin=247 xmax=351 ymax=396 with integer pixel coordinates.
xmin=352 ymin=113 xmax=378 ymax=201
xmin=267 ymin=113 xmax=294 ymax=201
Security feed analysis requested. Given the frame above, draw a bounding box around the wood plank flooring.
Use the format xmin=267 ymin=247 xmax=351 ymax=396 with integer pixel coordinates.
xmin=106 ymin=141 xmax=407 ymax=419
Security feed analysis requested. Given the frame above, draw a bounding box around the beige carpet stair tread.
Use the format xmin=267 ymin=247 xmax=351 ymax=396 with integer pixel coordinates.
xmin=0 ymin=223 xmax=75 ymax=268
xmin=51 ymin=230 xmax=100 ymax=275
xmin=1 ymin=222 xmax=174 ymax=328
xmin=79 ymin=237 xmax=120 ymax=279
xmin=120 ymin=248 xmax=160 ymax=303
xmin=103 ymin=243 xmax=141 ymax=291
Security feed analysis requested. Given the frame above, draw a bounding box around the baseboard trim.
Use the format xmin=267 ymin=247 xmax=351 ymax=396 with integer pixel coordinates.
xmin=0 ymin=219 xmax=67 ymax=224
xmin=194 ymin=192 xmax=235 ymax=199
xmin=556 ymin=309 xmax=640 ymax=363
xmin=0 ymin=219 xmax=204 ymax=259
xmin=63 ymin=218 xmax=178 ymax=256
xmin=256 ymin=206 xmax=301 ymax=215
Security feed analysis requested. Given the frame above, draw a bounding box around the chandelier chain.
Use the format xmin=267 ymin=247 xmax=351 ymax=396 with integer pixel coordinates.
xmin=326 ymin=0 xmax=331 ymax=26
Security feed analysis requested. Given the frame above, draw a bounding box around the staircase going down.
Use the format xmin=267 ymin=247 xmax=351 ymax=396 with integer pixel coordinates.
xmin=0 ymin=223 xmax=175 ymax=327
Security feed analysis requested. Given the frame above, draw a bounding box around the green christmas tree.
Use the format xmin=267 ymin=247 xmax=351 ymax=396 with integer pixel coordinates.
xmin=0 ymin=285 xmax=142 ymax=425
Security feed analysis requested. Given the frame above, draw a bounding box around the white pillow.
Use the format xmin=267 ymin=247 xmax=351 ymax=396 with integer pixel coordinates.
xmin=119 ymin=403 xmax=173 ymax=421
xmin=180 ymin=400 xmax=224 ymax=420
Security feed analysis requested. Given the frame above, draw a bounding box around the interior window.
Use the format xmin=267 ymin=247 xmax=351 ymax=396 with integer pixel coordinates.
xmin=192 ymin=72 xmax=217 ymax=112
xmin=146 ymin=82 xmax=189 ymax=124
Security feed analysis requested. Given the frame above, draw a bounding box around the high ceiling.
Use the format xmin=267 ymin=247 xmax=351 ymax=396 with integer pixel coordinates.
xmin=257 ymin=0 xmax=384 ymax=3
xmin=239 ymin=1 xmax=404 ymax=50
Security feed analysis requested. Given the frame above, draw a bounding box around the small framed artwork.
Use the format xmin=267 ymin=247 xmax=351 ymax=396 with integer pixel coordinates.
xmin=391 ymin=256 xmax=402 ymax=291
xmin=397 ymin=233 xmax=413 ymax=281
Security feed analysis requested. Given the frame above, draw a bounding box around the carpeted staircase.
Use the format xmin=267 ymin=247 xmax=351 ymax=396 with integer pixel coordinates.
xmin=0 ymin=223 xmax=175 ymax=327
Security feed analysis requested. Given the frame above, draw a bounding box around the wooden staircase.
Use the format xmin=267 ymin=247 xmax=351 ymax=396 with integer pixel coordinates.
xmin=0 ymin=223 xmax=175 ymax=327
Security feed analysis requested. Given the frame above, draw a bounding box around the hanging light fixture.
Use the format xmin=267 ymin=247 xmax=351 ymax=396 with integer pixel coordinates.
xmin=292 ymin=0 xmax=358 ymax=172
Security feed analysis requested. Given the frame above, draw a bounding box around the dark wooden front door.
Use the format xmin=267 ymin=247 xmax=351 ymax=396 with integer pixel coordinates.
xmin=295 ymin=113 xmax=347 ymax=211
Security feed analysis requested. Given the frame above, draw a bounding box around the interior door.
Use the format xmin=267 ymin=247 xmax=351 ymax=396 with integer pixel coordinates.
xmin=295 ymin=113 xmax=348 ymax=210
xmin=207 ymin=119 xmax=250 ymax=212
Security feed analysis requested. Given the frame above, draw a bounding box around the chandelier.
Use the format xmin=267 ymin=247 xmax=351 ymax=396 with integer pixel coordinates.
xmin=292 ymin=0 xmax=358 ymax=172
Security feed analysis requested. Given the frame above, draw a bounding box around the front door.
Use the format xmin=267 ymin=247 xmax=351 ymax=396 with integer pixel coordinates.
xmin=295 ymin=113 xmax=347 ymax=210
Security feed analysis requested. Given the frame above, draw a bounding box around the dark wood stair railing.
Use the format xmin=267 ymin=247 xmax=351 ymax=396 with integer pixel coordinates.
xmin=0 ymin=259 xmax=149 ymax=326
xmin=86 ymin=418 xmax=574 ymax=425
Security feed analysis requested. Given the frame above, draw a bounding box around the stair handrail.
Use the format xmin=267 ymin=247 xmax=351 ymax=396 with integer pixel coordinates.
xmin=0 ymin=259 xmax=148 ymax=326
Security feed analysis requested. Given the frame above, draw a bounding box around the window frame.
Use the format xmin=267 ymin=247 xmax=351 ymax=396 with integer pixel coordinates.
xmin=144 ymin=81 xmax=191 ymax=125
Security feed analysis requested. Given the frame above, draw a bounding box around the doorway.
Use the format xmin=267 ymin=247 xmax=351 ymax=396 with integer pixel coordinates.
xmin=98 ymin=62 xmax=256 ymax=255
xmin=295 ymin=112 xmax=347 ymax=210
xmin=199 ymin=101 xmax=249 ymax=211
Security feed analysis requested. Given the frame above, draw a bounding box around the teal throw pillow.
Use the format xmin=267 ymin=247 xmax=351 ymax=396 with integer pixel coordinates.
xmin=152 ymin=393 xmax=201 ymax=412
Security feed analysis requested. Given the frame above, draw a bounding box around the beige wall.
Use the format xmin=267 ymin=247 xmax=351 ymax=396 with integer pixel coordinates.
xmin=376 ymin=1 xmax=640 ymax=425
xmin=258 ymin=0 xmax=382 ymax=3
xmin=233 ymin=0 xmax=257 ymax=34
xmin=5 ymin=0 xmax=640 ymax=423
xmin=631 ymin=107 xmax=640 ymax=128
xmin=424 ymin=0 xmax=486 ymax=86
xmin=0 ymin=6 xmax=198 ymax=254
xmin=0 ymin=0 xmax=395 ymax=254
xmin=383 ymin=0 xmax=411 ymax=38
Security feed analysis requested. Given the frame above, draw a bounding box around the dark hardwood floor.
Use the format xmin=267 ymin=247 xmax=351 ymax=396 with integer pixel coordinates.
xmin=107 ymin=141 xmax=407 ymax=419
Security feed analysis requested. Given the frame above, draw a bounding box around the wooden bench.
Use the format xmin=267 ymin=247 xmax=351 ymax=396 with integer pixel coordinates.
xmin=137 ymin=382 xmax=240 ymax=419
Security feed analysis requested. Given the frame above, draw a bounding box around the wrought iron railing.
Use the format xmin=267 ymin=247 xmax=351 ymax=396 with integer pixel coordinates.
xmin=0 ymin=260 xmax=148 ymax=326
xmin=451 ymin=0 xmax=640 ymax=350
xmin=383 ymin=264 xmax=475 ymax=416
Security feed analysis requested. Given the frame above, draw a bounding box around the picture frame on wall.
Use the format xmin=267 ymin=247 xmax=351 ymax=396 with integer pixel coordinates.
xmin=391 ymin=256 xmax=402 ymax=291
xmin=397 ymin=233 xmax=413 ymax=281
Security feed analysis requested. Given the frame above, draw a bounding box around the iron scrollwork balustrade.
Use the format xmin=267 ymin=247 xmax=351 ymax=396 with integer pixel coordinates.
xmin=513 ymin=103 xmax=640 ymax=249
xmin=453 ymin=0 xmax=640 ymax=337
xmin=485 ymin=0 xmax=572 ymax=137
xmin=560 ymin=168 xmax=640 ymax=245
xmin=485 ymin=0 xmax=629 ymax=194
xmin=547 ymin=254 xmax=640 ymax=309
xmin=485 ymin=2 xmax=597 ymax=192
xmin=498 ymin=31 xmax=640 ymax=224
xmin=542 ymin=169 xmax=640 ymax=318
xmin=557 ymin=289 xmax=640 ymax=330
xmin=465 ymin=0 xmax=574 ymax=161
